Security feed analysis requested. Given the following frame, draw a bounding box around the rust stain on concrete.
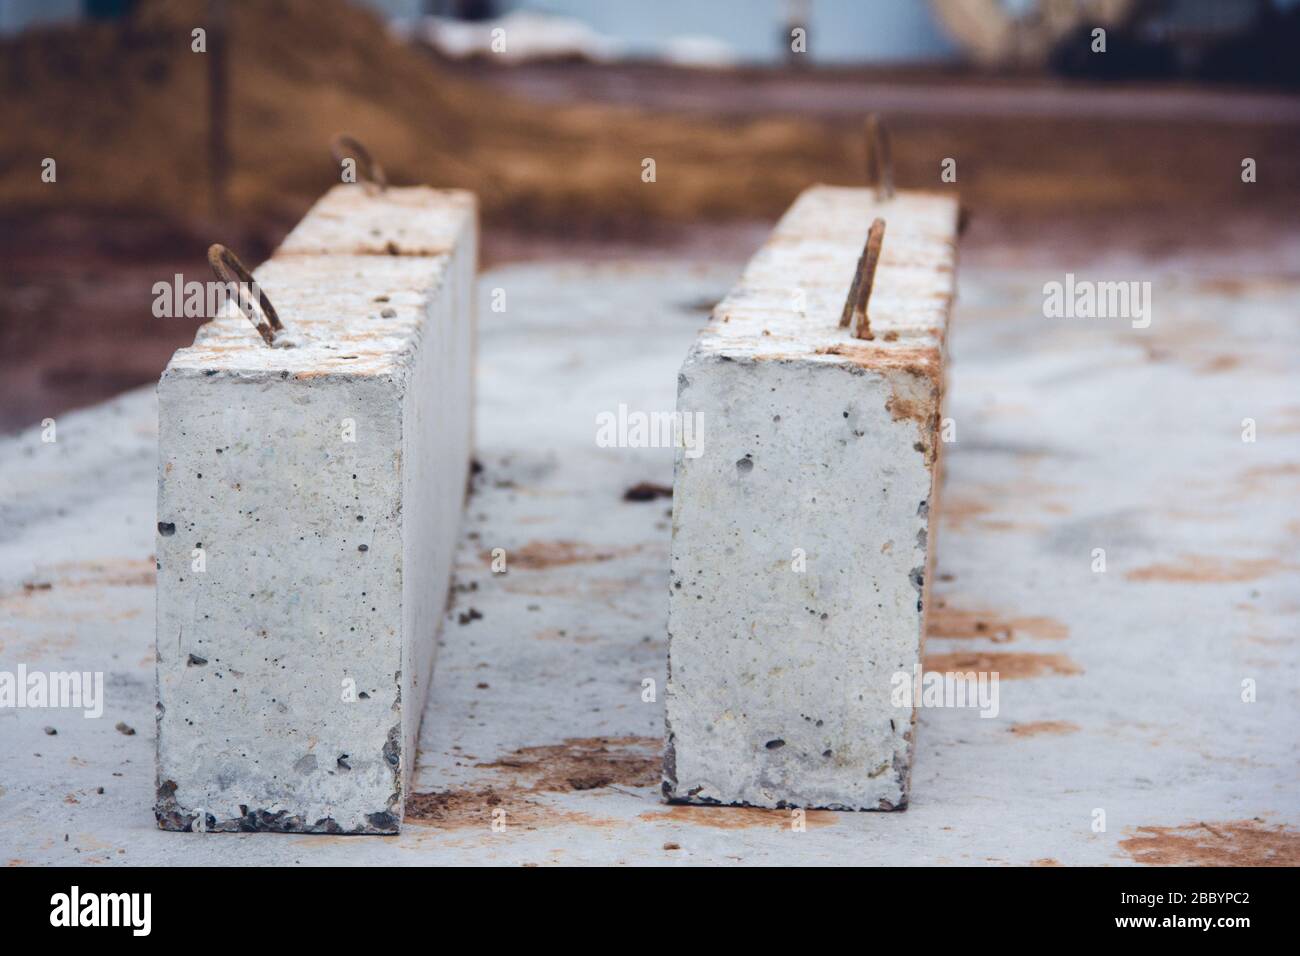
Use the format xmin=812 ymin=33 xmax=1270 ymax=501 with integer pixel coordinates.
xmin=1244 ymin=634 xmax=1292 ymax=647
xmin=884 ymin=392 xmax=933 ymax=427
xmin=1008 ymin=721 xmax=1080 ymax=737
xmin=406 ymin=736 xmax=660 ymax=830
xmin=927 ymin=603 xmax=1069 ymax=642
xmin=642 ymin=804 xmax=837 ymax=830
xmin=404 ymin=787 xmax=619 ymax=831
xmin=5 ymin=558 xmax=156 ymax=597
xmin=1237 ymin=462 xmax=1300 ymax=494
xmin=476 ymin=735 xmax=660 ymax=792
xmin=1126 ymin=555 xmax=1289 ymax=583
xmin=939 ymin=495 xmax=992 ymax=531
xmin=923 ymin=651 xmax=1082 ymax=679
xmin=501 ymin=573 xmax=646 ymax=605
xmin=977 ymin=518 xmax=1046 ymax=532
xmin=813 ymin=343 xmax=941 ymax=376
xmin=1195 ymin=354 xmax=1242 ymax=374
xmin=1120 ymin=820 xmax=1300 ymax=866
xmin=485 ymin=540 xmax=635 ymax=570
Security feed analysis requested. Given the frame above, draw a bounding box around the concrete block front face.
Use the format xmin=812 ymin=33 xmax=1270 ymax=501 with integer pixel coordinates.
xmin=664 ymin=185 xmax=958 ymax=811
xmin=155 ymin=189 xmax=476 ymax=833
xmin=156 ymin=370 xmax=406 ymax=833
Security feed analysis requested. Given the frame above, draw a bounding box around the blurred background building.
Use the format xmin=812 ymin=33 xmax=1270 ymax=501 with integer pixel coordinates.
xmin=0 ymin=0 xmax=1297 ymax=431
xmin=4 ymin=0 xmax=1299 ymax=81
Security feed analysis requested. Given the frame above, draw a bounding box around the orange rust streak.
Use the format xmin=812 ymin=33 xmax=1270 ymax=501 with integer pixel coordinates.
xmin=481 ymin=540 xmax=639 ymax=570
xmin=640 ymin=804 xmax=837 ymax=830
xmin=1008 ymin=721 xmax=1080 ymax=737
xmin=923 ymin=651 xmax=1082 ymax=679
xmin=1120 ymin=821 xmax=1300 ymax=866
xmin=1126 ymin=555 xmax=1291 ymax=583
xmin=927 ymin=605 xmax=1069 ymax=641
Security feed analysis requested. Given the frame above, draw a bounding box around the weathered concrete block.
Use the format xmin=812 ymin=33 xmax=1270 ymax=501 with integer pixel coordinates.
xmin=664 ymin=185 xmax=958 ymax=810
xmin=156 ymin=187 xmax=476 ymax=833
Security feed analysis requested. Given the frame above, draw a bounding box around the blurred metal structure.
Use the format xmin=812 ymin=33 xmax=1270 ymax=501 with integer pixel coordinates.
xmin=930 ymin=0 xmax=1281 ymax=73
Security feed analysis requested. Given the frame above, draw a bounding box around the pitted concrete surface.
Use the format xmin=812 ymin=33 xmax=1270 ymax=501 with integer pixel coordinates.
xmin=664 ymin=187 xmax=958 ymax=809
xmin=154 ymin=187 xmax=477 ymax=833
xmin=0 ymin=261 xmax=1296 ymax=865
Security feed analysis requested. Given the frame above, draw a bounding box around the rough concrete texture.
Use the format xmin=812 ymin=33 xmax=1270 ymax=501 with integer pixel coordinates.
xmin=1 ymin=262 xmax=1296 ymax=865
xmin=278 ymin=185 xmax=477 ymax=258
xmin=155 ymin=187 xmax=476 ymax=833
xmin=665 ymin=186 xmax=959 ymax=810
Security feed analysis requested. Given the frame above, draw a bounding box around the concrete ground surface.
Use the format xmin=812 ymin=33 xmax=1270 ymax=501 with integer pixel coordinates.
xmin=1 ymin=260 xmax=1297 ymax=865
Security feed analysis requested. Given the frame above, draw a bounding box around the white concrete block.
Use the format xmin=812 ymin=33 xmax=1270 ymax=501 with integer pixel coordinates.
xmin=664 ymin=185 xmax=958 ymax=810
xmin=155 ymin=188 xmax=476 ymax=833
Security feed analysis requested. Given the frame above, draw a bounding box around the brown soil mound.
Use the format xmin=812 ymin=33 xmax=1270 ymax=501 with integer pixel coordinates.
xmin=0 ymin=0 xmax=856 ymax=233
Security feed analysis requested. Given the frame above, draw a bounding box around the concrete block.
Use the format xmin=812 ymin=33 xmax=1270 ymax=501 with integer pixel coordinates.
xmin=155 ymin=188 xmax=476 ymax=833
xmin=663 ymin=185 xmax=958 ymax=810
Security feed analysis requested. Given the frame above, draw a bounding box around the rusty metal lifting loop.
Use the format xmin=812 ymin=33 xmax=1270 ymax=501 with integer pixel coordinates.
xmin=206 ymin=244 xmax=286 ymax=347
xmin=839 ymin=217 xmax=887 ymax=341
xmin=331 ymin=133 xmax=388 ymax=192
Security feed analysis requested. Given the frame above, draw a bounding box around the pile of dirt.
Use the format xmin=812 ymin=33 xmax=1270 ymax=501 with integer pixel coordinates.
xmin=0 ymin=0 xmax=858 ymax=234
xmin=5 ymin=0 xmax=1295 ymax=240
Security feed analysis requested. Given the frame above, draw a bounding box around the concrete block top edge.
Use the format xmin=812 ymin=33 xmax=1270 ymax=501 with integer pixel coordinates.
xmin=699 ymin=185 xmax=959 ymax=371
xmin=164 ymin=189 xmax=476 ymax=380
xmin=162 ymin=256 xmax=447 ymax=380
xmin=277 ymin=184 xmax=477 ymax=258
